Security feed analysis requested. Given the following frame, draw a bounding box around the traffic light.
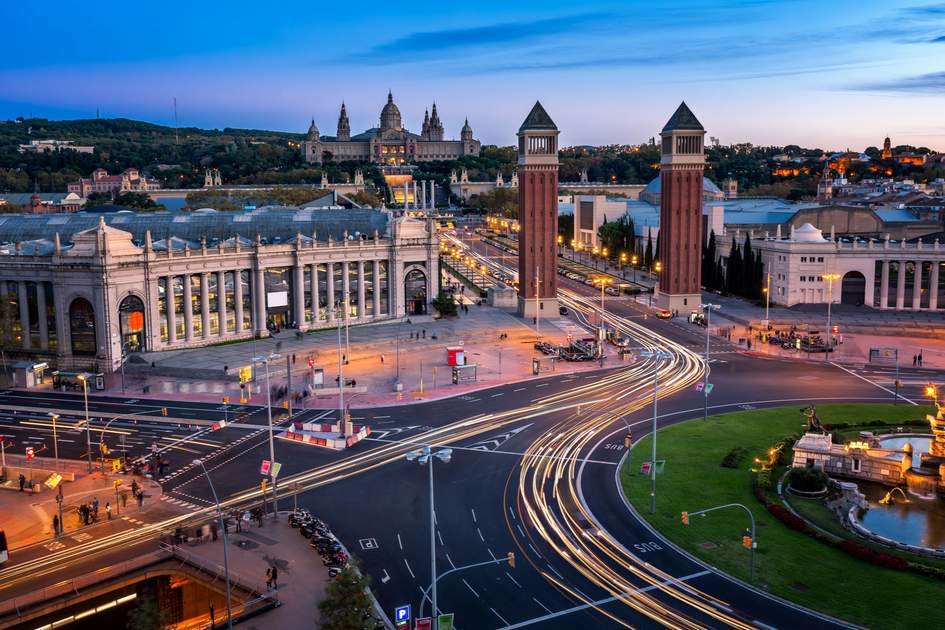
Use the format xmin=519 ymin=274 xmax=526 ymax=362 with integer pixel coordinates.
xmin=307 ymin=357 xmax=315 ymax=367
xmin=161 ymin=407 xmax=168 ymax=416
xmin=222 ymin=396 xmax=229 ymax=405
xmin=507 ymin=552 xmax=515 ymax=569
xmin=742 ymin=535 xmax=753 ymax=549
xmin=623 ymin=431 xmax=633 ymax=449
xmin=926 ymin=384 xmax=937 ymax=399
xmin=261 ymin=479 xmax=268 ymax=493
xmin=283 ymin=400 xmax=289 ymax=410
xmin=681 ymin=511 xmax=689 ymax=526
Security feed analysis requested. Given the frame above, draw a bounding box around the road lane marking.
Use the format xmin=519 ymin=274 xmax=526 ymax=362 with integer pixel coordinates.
xmin=491 ymin=607 xmax=509 ymax=625
xmin=437 ymin=530 xmax=444 ymax=546
xmin=535 ymin=383 xmax=549 ymax=388
xmin=446 ymin=553 xmax=456 ymax=569
xmin=831 ymin=362 xmax=917 ymax=405
xmin=471 ymin=508 xmax=477 ymax=523
xmin=499 ymin=570 xmax=711 ymax=629
xmin=463 ymin=579 xmax=479 ymax=597
xmin=513 ymin=388 xmax=526 ymax=392
xmin=381 ymin=569 xmax=390 ymax=584
xmin=397 ymin=533 xmax=403 ymax=550
xmin=477 ymin=527 xmax=485 ymax=542
xmin=505 ymin=571 xmax=521 ymax=588
xmin=517 ymin=524 xmax=526 ymax=537
xmin=528 ymin=543 xmax=541 ymax=557
xmin=403 ymin=559 xmax=415 ymax=579
xmin=532 ymin=597 xmax=552 ymax=613
xmin=491 ymin=392 xmax=504 ymax=397
xmin=547 ymin=564 xmax=564 ymax=580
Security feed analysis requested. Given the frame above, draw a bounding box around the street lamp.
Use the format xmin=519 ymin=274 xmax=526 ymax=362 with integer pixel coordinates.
xmin=926 ymin=383 xmax=938 ymax=407
xmin=406 ymin=446 xmax=452 ymax=620
xmin=47 ymin=413 xmax=59 ymax=471
xmin=252 ymin=352 xmax=281 ymax=518
xmin=193 ymin=459 xmax=233 ymax=629
xmin=699 ymin=304 xmax=721 ymax=422
xmin=824 ymin=273 xmax=841 ymax=360
xmin=76 ymin=373 xmax=92 ymax=473
xmin=640 ymin=349 xmax=672 ymax=514
xmin=762 ymin=272 xmax=771 ymax=327
xmin=631 ymin=255 xmax=639 ymax=285
xmin=592 ymin=277 xmax=613 ymax=340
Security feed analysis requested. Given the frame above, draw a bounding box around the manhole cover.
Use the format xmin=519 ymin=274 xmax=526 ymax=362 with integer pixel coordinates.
xmin=698 ymin=541 xmax=718 ymax=550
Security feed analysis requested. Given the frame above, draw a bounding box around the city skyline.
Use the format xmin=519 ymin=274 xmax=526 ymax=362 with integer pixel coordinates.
xmin=3 ymin=1 xmax=945 ymax=150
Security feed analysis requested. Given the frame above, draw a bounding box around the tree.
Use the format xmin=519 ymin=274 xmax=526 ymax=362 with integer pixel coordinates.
xmin=318 ymin=563 xmax=375 ymax=630
xmin=432 ymin=290 xmax=458 ymax=317
xmin=597 ymin=214 xmax=635 ymax=259
xmin=557 ymin=214 xmax=574 ymax=243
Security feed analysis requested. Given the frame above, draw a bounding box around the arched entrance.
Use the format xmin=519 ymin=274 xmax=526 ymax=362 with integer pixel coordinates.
xmin=841 ymin=271 xmax=866 ymax=306
xmin=404 ymin=269 xmax=427 ymax=316
xmin=69 ymin=298 xmax=96 ymax=356
xmin=119 ymin=295 xmax=146 ymax=353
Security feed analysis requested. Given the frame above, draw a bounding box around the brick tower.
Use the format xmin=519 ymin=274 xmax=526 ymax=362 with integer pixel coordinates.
xmin=656 ymin=102 xmax=705 ymax=312
xmin=516 ymin=101 xmax=559 ymax=318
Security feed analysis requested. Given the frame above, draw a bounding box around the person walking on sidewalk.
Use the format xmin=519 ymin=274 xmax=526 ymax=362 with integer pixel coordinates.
xmin=919 ymin=351 xmax=924 ymax=367
xmin=210 ymin=520 xmax=218 ymax=541
xmin=271 ymin=565 xmax=278 ymax=590
xmin=53 ymin=514 xmax=60 ymax=536
xmin=18 ymin=474 xmax=25 ymax=492
xmin=106 ymin=502 xmax=112 ymax=520
xmin=137 ymin=490 xmax=144 ymax=508
xmin=92 ymin=497 xmax=99 ymax=519
xmin=266 ymin=567 xmax=272 ymax=590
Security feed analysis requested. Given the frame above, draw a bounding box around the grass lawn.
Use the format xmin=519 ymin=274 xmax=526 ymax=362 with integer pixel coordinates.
xmin=621 ymin=403 xmax=945 ymax=629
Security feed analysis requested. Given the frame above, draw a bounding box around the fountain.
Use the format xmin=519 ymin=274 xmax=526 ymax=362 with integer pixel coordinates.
xmin=878 ymin=487 xmax=909 ymax=505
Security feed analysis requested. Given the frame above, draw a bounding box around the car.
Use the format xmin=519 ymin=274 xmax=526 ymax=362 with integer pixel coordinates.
xmin=656 ymin=309 xmax=673 ymax=319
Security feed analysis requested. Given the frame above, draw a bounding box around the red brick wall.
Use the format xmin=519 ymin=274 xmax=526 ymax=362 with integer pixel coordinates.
xmin=518 ymin=167 xmax=558 ymax=299
xmin=658 ymin=168 xmax=703 ymax=295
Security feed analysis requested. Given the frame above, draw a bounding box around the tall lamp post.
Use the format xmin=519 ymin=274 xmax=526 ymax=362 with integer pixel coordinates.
xmin=631 ymin=255 xmax=639 ymax=286
xmin=76 ymin=373 xmax=92 ymax=473
xmin=700 ymin=304 xmax=721 ymax=422
xmin=592 ymin=277 xmax=613 ymax=345
xmin=824 ymin=273 xmax=841 ymax=360
xmin=406 ymin=446 xmax=452 ymax=620
xmin=47 ymin=413 xmax=60 ymax=471
xmin=194 ymin=459 xmax=233 ymax=629
xmin=640 ymin=350 xmax=671 ymax=514
xmin=253 ymin=352 xmax=281 ymax=518
xmin=762 ymin=272 xmax=771 ymax=327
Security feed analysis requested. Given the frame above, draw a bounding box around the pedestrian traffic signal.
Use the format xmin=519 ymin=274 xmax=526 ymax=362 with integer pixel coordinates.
xmin=742 ymin=535 xmax=753 ymax=549
xmin=25 ymin=447 xmax=34 ymax=459
xmin=507 ymin=551 xmax=515 ymax=569
xmin=307 ymin=357 xmax=315 ymax=367
xmin=161 ymin=407 xmax=168 ymax=416
xmin=681 ymin=511 xmax=689 ymax=525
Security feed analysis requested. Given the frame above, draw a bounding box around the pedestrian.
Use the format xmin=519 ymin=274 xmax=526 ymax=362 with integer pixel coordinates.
xmin=106 ymin=502 xmax=112 ymax=520
xmin=271 ymin=565 xmax=278 ymax=589
xmin=222 ymin=515 xmax=229 ymax=535
xmin=210 ymin=520 xmax=218 ymax=541
xmin=235 ymin=510 xmax=243 ymax=533
xmin=266 ymin=567 xmax=272 ymax=590
xmin=914 ymin=354 xmax=918 ymax=366
xmin=18 ymin=473 xmax=25 ymax=492
xmin=422 ymin=329 xmax=426 ymax=339
xmin=92 ymin=496 xmax=99 ymax=518
xmin=209 ymin=601 xmax=215 ymax=628
xmin=121 ymin=492 xmax=128 ymax=508
xmin=53 ymin=514 xmax=60 ymax=535
xmin=137 ymin=491 xmax=144 ymax=508
xmin=380 ymin=354 xmax=385 ymax=365
xmin=292 ymin=353 xmax=297 ymax=365
xmin=919 ymin=352 xmax=924 ymax=367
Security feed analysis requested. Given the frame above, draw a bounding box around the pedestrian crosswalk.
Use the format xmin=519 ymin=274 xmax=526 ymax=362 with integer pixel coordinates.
xmin=160 ymin=495 xmax=206 ymax=511
xmin=120 ymin=516 xmax=146 ymax=526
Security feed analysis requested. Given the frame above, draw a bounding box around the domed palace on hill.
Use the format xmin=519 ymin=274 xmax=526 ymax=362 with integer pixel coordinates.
xmin=301 ymin=92 xmax=480 ymax=165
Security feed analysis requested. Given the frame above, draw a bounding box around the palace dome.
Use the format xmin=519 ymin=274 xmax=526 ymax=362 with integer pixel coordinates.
xmin=792 ymin=223 xmax=828 ymax=243
xmin=380 ymin=91 xmax=402 ymax=130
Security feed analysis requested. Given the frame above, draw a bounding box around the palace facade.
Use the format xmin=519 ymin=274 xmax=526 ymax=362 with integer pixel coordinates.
xmin=301 ymin=92 xmax=480 ymax=165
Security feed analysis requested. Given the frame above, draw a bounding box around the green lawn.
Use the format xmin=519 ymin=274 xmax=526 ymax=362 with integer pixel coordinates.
xmin=621 ymin=404 xmax=945 ymax=629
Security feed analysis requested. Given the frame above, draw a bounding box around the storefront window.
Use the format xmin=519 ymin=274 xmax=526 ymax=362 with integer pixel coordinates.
xmin=118 ymin=295 xmax=146 ymax=353
xmin=158 ymin=278 xmax=168 ymax=342
xmin=225 ymin=271 xmax=237 ymax=332
xmin=190 ymin=275 xmax=202 ymax=337
xmin=69 ymin=297 xmax=96 ymax=356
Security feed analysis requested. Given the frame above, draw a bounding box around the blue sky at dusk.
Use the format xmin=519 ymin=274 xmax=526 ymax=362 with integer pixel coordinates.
xmin=3 ymin=1 xmax=945 ymax=149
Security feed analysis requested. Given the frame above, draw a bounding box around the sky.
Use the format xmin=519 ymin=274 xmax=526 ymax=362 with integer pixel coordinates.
xmin=2 ymin=1 xmax=945 ymax=150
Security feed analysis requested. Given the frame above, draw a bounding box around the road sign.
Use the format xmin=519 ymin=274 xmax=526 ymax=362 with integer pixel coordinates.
xmin=436 ymin=613 xmax=454 ymax=630
xmin=704 ymin=383 xmax=714 ymax=395
xmin=25 ymin=447 xmax=34 ymax=459
xmin=414 ymin=618 xmax=432 ymax=630
xmin=239 ymin=366 xmax=253 ymax=383
xmin=394 ymin=604 xmax=410 ymax=627
xmin=270 ymin=462 xmax=282 ymax=479
xmin=45 ymin=473 xmax=62 ymax=488
xmin=260 ymin=460 xmax=271 ymax=476
xmin=694 ymin=382 xmax=704 ymax=392
xmin=111 ymin=459 xmax=121 ymax=473
xmin=640 ymin=461 xmax=651 ymax=475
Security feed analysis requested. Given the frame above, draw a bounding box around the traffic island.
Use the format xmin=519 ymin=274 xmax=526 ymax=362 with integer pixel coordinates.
xmin=620 ymin=404 xmax=945 ymax=630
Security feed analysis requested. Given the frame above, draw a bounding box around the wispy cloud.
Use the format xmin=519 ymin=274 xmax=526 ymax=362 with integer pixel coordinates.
xmin=358 ymin=13 xmax=607 ymax=61
xmin=851 ymin=71 xmax=945 ymax=93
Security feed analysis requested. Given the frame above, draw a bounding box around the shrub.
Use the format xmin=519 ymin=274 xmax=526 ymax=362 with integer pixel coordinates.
xmin=721 ymin=447 xmax=748 ymax=469
xmin=767 ymin=503 xmax=807 ymax=532
xmin=431 ymin=291 xmax=458 ymax=317
xmin=787 ymin=465 xmax=829 ymax=493
xmin=837 ymin=540 xmax=909 ymax=571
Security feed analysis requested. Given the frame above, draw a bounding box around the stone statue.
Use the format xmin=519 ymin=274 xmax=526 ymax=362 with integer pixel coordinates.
xmin=800 ymin=404 xmax=826 ymax=433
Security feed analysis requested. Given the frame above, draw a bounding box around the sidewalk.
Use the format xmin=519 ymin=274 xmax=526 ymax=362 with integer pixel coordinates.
xmin=82 ymin=304 xmax=617 ymax=408
xmin=181 ymin=518 xmax=333 ymax=629
xmin=0 ymin=462 xmax=164 ymax=549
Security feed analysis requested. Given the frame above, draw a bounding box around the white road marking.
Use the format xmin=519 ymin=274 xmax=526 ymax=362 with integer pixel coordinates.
xmin=397 ymin=533 xmax=403 ymax=550
xmin=547 ymin=564 xmax=564 ymax=580
xmin=532 ymin=597 xmax=552 ymax=613
xmin=528 ymin=543 xmax=541 ymax=557
xmin=505 ymin=571 xmax=521 ymax=588
xmin=491 ymin=607 xmax=510 ymax=625
xmin=477 ymin=527 xmax=484 ymax=542
xmin=437 ymin=530 xmax=444 ymax=546
xmin=535 ymin=383 xmax=549 ymax=388
xmin=463 ymin=579 xmax=480 ymax=598
xmin=513 ymin=388 xmax=526 ymax=392
xmin=832 ymin=362 xmax=917 ymax=405
xmin=446 ymin=553 xmax=456 ymax=569
xmin=403 ymin=558 xmax=415 ymax=579
xmin=471 ymin=508 xmax=477 ymax=523
xmin=381 ymin=569 xmax=391 ymax=584
xmin=491 ymin=392 xmax=504 ymax=398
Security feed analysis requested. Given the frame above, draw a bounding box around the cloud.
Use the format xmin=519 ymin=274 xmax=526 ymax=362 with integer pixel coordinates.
xmin=359 ymin=13 xmax=607 ymax=61
xmin=851 ymin=71 xmax=945 ymax=93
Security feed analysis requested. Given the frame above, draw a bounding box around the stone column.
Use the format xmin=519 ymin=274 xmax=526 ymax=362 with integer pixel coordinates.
xmin=895 ymin=262 xmax=906 ymax=310
xmin=167 ymin=276 xmax=178 ymax=343
xmin=233 ymin=270 xmax=244 ymax=333
xmin=254 ymin=267 xmax=266 ymax=334
xmin=200 ymin=273 xmax=211 ymax=336
xmin=294 ymin=263 xmax=305 ymax=328
xmin=930 ymin=261 xmax=940 ymax=311
xmin=217 ymin=270 xmax=227 ymax=336
xmin=326 ymin=262 xmax=335 ymax=321
xmin=879 ymin=261 xmax=889 ymax=309
xmin=182 ymin=275 xmax=194 ymax=341
xmin=373 ymin=260 xmax=381 ymax=317
xmin=311 ymin=263 xmax=320 ymax=323
xmin=36 ymin=282 xmax=48 ymax=350
xmin=357 ymin=261 xmax=366 ymax=319
xmin=342 ymin=261 xmax=351 ymax=321
xmin=913 ymin=261 xmax=923 ymax=310
xmin=17 ymin=282 xmax=30 ymax=350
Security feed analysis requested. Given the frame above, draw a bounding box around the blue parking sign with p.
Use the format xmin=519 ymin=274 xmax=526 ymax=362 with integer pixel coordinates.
xmin=395 ymin=604 xmax=410 ymax=626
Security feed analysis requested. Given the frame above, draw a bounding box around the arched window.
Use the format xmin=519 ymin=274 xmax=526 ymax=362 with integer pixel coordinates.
xmin=69 ymin=298 xmax=96 ymax=356
xmin=119 ymin=295 xmax=146 ymax=353
xmin=404 ymin=269 xmax=427 ymax=316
